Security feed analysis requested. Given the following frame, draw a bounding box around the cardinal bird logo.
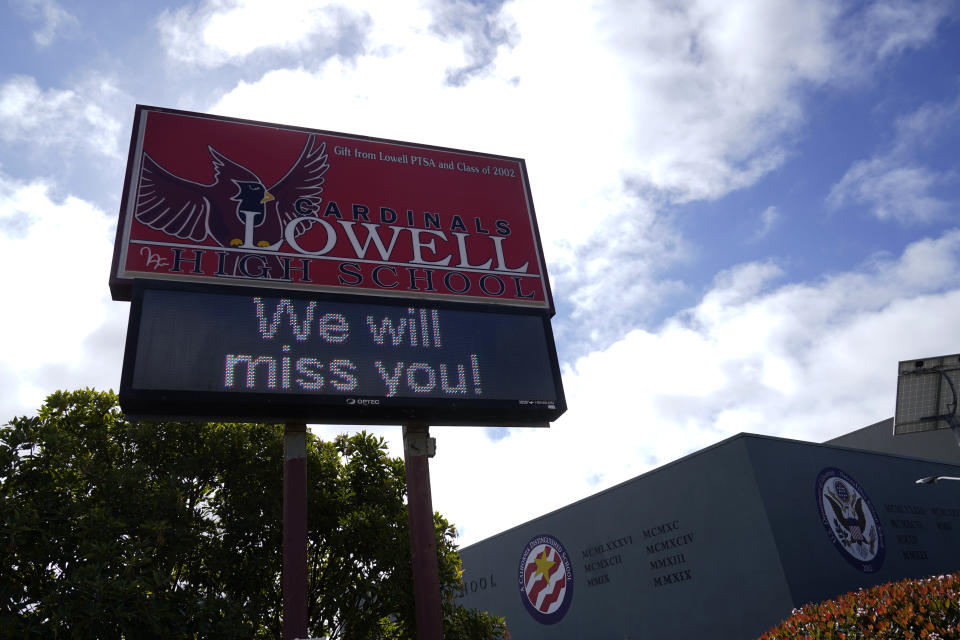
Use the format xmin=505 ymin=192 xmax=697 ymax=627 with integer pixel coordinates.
xmin=816 ymin=468 xmax=885 ymax=572
xmin=134 ymin=134 xmax=329 ymax=250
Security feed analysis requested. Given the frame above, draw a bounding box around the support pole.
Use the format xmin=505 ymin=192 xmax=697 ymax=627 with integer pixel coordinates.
xmin=403 ymin=423 xmax=444 ymax=640
xmin=283 ymin=422 xmax=308 ymax=640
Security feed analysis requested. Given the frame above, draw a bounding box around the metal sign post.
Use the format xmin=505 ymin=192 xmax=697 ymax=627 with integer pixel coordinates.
xmin=403 ymin=423 xmax=443 ymax=639
xmin=283 ymin=422 xmax=308 ymax=640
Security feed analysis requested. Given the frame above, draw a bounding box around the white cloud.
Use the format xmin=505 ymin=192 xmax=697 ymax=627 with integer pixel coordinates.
xmin=589 ymin=0 xmax=833 ymax=202
xmin=157 ymin=0 xmax=382 ymax=68
xmin=828 ymin=93 xmax=959 ymax=223
xmin=12 ymin=0 xmax=78 ymax=47
xmin=426 ymin=0 xmax=518 ymax=85
xmin=828 ymin=159 xmax=948 ymax=223
xmin=834 ymin=0 xmax=955 ymax=74
xmin=892 ymin=94 xmax=960 ymax=151
xmin=205 ymin=0 xmax=834 ymax=214
xmin=195 ymin=0 xmax=957 ymax=353
xmin=0 ymin=75 xmax=125 ymax=159
xmin=751 ymin=205 xmax=782 ymax=241
xmin=0 ymin=174 xmax=126 ymax=421
xmin=156 ymin=0 xmax=520 ymax=84
xmin=550 ymin=200 xmax=687 ymax=348
xmin=426 ymin=229 xmax=960 ymax=545
xmin=197 ymin=1 xmax=839 ymax=342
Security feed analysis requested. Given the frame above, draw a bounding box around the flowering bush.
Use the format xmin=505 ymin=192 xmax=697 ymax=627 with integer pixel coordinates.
xmin=758 ymin=572 xmax=960 ymax=639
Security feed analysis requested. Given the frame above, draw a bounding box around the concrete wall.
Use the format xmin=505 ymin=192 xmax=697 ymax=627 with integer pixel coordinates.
xmin=457 ymin=434 xmax=960 ymax=639
xmin=747 ymin=436 xmax=960 ymax=608
xmin=457 ymin=436 xmax=793 ymax=639
xmin=825 ymin=418 xmax=960 ymax=465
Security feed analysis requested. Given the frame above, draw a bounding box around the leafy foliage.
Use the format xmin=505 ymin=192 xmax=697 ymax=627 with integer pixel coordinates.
xmin=758 ymin=572 xmax=960 ymax=639
xmin=0 ymin=389 xmax=505 ymax=639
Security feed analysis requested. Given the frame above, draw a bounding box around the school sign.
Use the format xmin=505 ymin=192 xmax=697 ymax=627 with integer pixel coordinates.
xmin=111 ymin=106 xmax=565 ymax=425
xmin=110 ymin=106 xmax=553 ymax=311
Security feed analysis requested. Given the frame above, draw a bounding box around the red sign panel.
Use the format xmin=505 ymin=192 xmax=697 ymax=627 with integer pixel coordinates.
xmin=110 ymin=106 xmax=552 ymax=311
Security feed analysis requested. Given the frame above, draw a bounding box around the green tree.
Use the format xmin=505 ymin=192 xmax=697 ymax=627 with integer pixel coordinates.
xmin=0 ymin=389 xmax=505 ymax=639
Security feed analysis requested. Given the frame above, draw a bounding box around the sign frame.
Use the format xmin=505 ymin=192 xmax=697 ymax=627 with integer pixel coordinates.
xmin=118 ymin=279 xmax=566 ymax=426
xmin=110 ymin=105 xmax=556 ymax=315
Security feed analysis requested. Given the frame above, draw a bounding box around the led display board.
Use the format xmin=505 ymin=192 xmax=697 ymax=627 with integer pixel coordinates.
xmin=110 ymin=105 xmax=553 ymax=312
xmin=119 ymin=281 xmax=566 ymax=425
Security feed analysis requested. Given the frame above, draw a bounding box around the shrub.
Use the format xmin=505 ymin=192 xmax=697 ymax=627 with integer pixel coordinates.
xmin=759 ymin=571 xmax=960 ymax=639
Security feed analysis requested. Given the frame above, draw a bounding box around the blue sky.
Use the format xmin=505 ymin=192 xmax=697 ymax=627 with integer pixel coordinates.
xmin=1 ymin=0 xmax=959 ymax=545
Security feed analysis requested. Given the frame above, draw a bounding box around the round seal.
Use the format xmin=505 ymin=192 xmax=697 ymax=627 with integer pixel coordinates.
xmin=815 ymin=467 xmax=885 ymax=572
xmin=517 ymin=534 xmax=573 ymax=624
